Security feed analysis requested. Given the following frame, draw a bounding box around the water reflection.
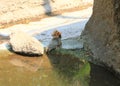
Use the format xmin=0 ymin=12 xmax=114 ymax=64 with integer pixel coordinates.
xmin=0 ymin=50 xmax=120 ymax=86
xmin=48 ymin=54 xmax=90 ymax=86
xmin=0 ymin=50 xmax=90 ymax=86
xmin=90 ymin=63 xmax=120 ymax=86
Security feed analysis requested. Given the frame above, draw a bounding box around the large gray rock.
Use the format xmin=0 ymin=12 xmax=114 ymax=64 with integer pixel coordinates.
xmin=82 ymin=0 xmax=120 ymax=75
xmin=10 ymin=30 xmax=44 ymax=55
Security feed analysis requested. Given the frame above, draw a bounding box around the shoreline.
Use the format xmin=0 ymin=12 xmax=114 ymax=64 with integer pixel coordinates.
xmin=0 ymin=7 xmax=92 ymax=50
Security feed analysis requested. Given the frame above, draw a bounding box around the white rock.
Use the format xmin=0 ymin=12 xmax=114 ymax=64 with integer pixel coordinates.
xmin=10 ymin=30 xmax=44 ymax=55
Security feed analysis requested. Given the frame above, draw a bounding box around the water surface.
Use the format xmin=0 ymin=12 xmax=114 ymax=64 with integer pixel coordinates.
xmin=0 ymin=50 xmax=120 ymax=86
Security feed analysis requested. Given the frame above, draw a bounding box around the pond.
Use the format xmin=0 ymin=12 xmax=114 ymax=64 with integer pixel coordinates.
xmin=0 ymin=50 xmax=120 ymax=86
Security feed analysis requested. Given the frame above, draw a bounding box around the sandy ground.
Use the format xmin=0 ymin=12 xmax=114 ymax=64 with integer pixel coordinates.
xmin=0 ymin=0 xmax=93 ymax=28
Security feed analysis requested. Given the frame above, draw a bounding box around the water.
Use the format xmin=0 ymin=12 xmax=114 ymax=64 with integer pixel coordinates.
xmin=90 ymin=63 xmax=120 ymax=86
xmin=0 ymin=50 xmax=120 ymax=86
xmin=40 ymin=37 xmax=83 ymax=49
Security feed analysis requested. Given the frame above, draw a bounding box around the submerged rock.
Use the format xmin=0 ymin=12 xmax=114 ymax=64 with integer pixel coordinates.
xmin=9 ymin=30 xmax=44 ymax=55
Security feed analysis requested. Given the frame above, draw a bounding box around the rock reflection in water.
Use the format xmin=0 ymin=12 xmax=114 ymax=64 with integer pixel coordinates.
xmin=1 ymin=50 xmax=120 ymax=86
xmin=48 ymin=54 xmax=90 ymax=86
xmin=0 ymin=50 xmax=90 ymax=86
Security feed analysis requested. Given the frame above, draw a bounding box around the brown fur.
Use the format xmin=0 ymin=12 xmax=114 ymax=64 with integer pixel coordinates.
xmin=52 ymin=30 xmax=61 ymax=38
